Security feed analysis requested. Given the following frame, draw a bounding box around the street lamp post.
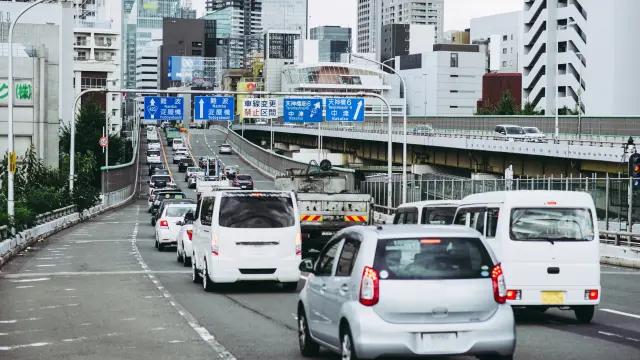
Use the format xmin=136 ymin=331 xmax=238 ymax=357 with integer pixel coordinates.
xmin=555 ymin=21 xmax=577 ymax=140
xmin=6 ymin=0 xmax=52 ymax=219
xmin=575 ymin=52 xmax=585 ymax=139
xmin=351 ymin=53 xmax=408 ymax=205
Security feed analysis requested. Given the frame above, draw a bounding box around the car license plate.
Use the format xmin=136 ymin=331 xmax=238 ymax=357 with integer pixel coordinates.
xmin=421 ymin=332 xmax=457 ymax=347
xmin=541 ymin=291 xmax=565 ymax=304
xmin=241 ymin=186 xmax=247 ymax=189
xmin=321 ymin=231 xmax=335 ymax=236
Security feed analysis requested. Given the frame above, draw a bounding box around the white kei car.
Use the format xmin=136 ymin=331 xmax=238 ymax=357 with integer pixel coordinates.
xmin=155 ymin=204 xmax=197 ymax=251
xmin=176 ymin=213 xmax=195 ymax=266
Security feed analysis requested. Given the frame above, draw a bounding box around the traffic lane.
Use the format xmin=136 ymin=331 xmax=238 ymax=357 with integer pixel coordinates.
xmin=189 ymin=129 xmax=275 ymax=190
xmin=0 ymin=204 xmax=223 ymax=359
xmin=599 ymin=264 xmax=640 ymax=316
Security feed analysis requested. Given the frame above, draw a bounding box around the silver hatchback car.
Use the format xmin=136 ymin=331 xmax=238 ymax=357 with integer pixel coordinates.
xmin=297 ymin=225 xmax=516 ymax=360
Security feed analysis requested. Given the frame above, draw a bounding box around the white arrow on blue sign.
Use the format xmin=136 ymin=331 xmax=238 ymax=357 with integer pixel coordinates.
xmin=283 ymin=98 xmax=323 ymax=123
xmin=193 ymin=96 xmax=235 ymax=121
xmin=144 ymin=96 xmax=184 ymax=121
xmin=325 ymin=97 xmax=365 ymax=122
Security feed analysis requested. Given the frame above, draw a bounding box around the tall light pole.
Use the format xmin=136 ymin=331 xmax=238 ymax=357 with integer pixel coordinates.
xmin=6 ymin=0 xmax=54 ymax=219
xmin=351 ymin=53 xmax=408 ymax=205
xmin=575 ymin=52 xmax=585 ymax=139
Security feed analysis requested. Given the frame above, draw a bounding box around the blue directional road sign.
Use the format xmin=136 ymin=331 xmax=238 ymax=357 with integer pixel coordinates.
xmin=325 ymin=97 xmax=365 ymax=122
xmin=144 ymin=96 xmax=184 ymax=121
xmin=283 ymin=98 xmax=323 ymax=123
xmin=194 ymin=96 xmax=235 ymax=121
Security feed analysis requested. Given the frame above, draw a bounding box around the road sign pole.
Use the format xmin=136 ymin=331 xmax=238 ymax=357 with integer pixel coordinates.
xmin=318 ymin=122 xmax=322 ymax=162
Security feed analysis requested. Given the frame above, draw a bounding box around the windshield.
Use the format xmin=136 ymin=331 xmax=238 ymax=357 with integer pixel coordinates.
xmin=524 ymin=127 xmax=540 ymax=134
xmin=373 ymin=238 xmax=494 ymax=280
xmin=237 ymin=175 xmax=252 ymax=180
xmin=506 ymin=127 xmax=525 ymax=135
xmin=219 ymin=193 xmax=295 ymax=228
xmin=510 ymin=208 xmax=594 ymax=241
xmin=187 ymin=167 xmax=200 ymax=172
xmin=165 ymin=205 xmax=196 ymax=217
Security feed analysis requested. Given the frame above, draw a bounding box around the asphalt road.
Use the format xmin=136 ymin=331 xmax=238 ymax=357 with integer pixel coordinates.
xmin=1 ymin=127 xmax=639 ymax=359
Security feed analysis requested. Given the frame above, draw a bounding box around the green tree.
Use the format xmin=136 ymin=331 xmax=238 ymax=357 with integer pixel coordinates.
xmin=71 ymin=153 xmax=100 ymax=212
xmin=495 ymin=91 xmax=518 ymax=115
xmin=520 ymin=101 xmax=543 ymax=115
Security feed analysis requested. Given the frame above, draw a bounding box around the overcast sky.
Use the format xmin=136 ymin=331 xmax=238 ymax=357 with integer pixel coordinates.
xmin=194 ymin=0 xmax=523 ymax=32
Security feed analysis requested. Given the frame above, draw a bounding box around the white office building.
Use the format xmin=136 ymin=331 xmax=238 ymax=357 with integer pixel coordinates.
xmin=358 ymin=0 xmax=443 ymax=55
xmin=73 ymin=1 xmax=123 ymax=134
xmin=261 ymin=0 xmax=308 ymax=35
xmin=135 ymin=40 xmax=161 ymax=91
xmin=470 ymin=11 xmax=522 ymax=73
xmin=396 ymin=44 xmax=484 ymax=116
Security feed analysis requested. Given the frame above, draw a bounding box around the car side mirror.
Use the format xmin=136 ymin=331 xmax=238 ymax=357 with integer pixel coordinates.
xmin=299 ymin=258 xmax=314 ymax=273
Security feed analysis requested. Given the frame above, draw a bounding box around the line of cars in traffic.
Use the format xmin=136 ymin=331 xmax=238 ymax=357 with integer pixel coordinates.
xmin=143 ymin=126 xmax=599 ymax=360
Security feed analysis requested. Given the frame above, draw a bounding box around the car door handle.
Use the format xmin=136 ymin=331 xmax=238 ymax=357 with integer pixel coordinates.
xmin=320 ymin=284 xmax=327 ymax=294
xmin=339 ymin=284 xmax=350 ymax=295
xmin=202 ymin=228 xmax=210 ymax=233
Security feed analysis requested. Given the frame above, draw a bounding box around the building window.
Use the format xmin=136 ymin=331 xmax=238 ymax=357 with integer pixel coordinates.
xmin=450 ymin=53 xmax=458 ymax=68
xmin=502 ymin=48 xmax=507 ymax=54
xmin=192 ymin=41 xmax=203 ymax=48
xmin=503 ymin=35 xmax=508 ymax=41
xmin=502 ymin=61 xmax=507 ymax=67
xmin=191 ymin=49 xmax=202 ymax=56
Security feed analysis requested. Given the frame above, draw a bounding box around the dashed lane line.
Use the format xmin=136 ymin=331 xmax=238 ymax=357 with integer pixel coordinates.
xmin=0 ymin=271 xmax=190 ymax=279
xmin=599 ymin=308 xmax=640 ymax=320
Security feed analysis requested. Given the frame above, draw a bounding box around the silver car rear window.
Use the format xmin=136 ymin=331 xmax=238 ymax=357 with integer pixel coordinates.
xmin=373 ymin=238 xmax=494 ymax=280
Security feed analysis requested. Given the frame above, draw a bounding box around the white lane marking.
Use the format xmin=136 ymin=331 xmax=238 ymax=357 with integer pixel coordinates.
xmin=8 ymin=277 xmax=50 ymax=283
xmin=129 ymin=206 xmax=237 ymax=360
xmin=0 ymin=329 xmax=43 ymax=336
xmin=0 ymin=342 xmax=50 ymax=351
xmin=169 ymin=340 xmax=184 ymax=344
xmin=62 ymin=337 xmax=88 ymax=343
xmin=15 ymin=286 xmax=34 ymax=289
xmin=73 ymin=240 xmax=131 ymax=243
xmin=598 ymin=331 xmax=624 ymax=338
xmin=600 ymin=308 xmax=640 ymax=319
xmin=150 ymin=327 xmax=166 ymax=331
xmin=65 ymin=288 xmax=76 ymax=291
xmin=121 ymin=317 xmax=136 ymax=321
xmin=1 ymin=270 xmax=190 ymax=279
xmin=0 ymin=318 xmax=41 ymax=324
xmin=36 ymin=264 xmax=57 ymax=267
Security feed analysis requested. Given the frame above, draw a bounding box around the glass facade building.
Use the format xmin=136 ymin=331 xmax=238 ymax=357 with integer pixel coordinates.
xmin=310 ymin=26 xmax=352 ymax=62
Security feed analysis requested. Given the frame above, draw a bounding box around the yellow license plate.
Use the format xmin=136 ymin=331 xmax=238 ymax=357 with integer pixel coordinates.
xmin=541 ymin=291 xmax=565 ymax=304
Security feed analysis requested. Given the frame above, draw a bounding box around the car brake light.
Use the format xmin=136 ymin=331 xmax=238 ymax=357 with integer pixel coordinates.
xmin=159 ymin=219 xmax=169 ymax=229
xmin=359 ymin=266 xmax=379 ymax=306
xmin=585 ymin=289 xmax=599 ymax=300
xmin=211 ymin=233 xmax=219 ymax=256
xmin=491 ymin=264 xmax=507 ymax=304
xmin=186 ymin=229 xmax=193 ymax=241
xmin=506 ymin=289 xmax=521 ymax=301
xmin=295 ymin=233 xmax=302 ymax=256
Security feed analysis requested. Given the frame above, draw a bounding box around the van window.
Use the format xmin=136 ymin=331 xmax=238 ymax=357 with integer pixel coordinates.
xmin=393 ymin=207 xmax=418 ymax=224
xmin=373 ymin=238 xmax=494 ymax=280
xmin=200 ymin=197 xmax=215 ymax=226
xmin=422 ymin=206 xmax=457 ymax=225
xmin=486 ymin=208 xmax=499 ymax=238
xmin=335 ymin=238 xmax=360 ymax=277
xmin=218 ymin=193 xmax=295 ymax=228
xmin=510 ymin=208 xmax=594 ymax=241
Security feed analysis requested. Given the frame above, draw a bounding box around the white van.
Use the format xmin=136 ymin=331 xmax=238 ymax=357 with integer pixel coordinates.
xmin=191 ymin=191 xmax=301 ymax=291
xmin=454 ymin=191 xmax=600 ymax=323
xmin=393 ymin=200 xmax=461 ymax=225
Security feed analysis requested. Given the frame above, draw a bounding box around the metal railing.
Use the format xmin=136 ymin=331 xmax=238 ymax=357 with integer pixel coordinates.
xmin=362 ymin=175 xmax=638 ymax=233
xmin=34 ymin=205 xmax=76 ymax=225
xmin=218 ymin=126 xmax=358 ymax=190
xmin=600 ymin=231 xmax=640 ymax=247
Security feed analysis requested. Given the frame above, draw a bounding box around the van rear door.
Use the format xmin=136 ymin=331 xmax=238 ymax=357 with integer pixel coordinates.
xmin=505 ymin=207 xmax=599 ymax=293
xmin=216 ymin=193 xmax=298 ymax=265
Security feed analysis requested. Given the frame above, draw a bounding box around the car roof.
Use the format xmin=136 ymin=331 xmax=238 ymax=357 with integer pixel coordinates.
xmin=496 ymin=124 xmax=521 ymax=127
xmin=460 ymin=190 xmax=594 ymax=207
xmin=352 ymin=224 xmax=481 ymax=240
xmin=397 ymin=200 xmax=461 ymax=209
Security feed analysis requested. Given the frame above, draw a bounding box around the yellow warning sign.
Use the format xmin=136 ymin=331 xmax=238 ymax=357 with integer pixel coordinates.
xmin=8 ymin=151 xmax=17 ymax=173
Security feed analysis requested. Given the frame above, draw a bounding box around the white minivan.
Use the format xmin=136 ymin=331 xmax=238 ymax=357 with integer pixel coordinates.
xmin=393 ymin=200 xmax=461 ymax=225
xmin=191 ymin=191 xmax=301 ymax=291
xmin=454 ymin=191 xmax=600 ymax=323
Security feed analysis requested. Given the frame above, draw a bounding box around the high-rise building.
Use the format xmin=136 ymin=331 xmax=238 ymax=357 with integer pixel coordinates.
xmin=261 ymin=0 xmax=308 ymax=36
xmin=523 ymin=0 xmax=586 ymax=114
xmin=310 ymin=26 xmax=351 ymax=62
xmin=264 ymin=30 xmax=301 ymax=92
xmin=380 ymin=23 xmax=434 ymax=66
xmin=471 ymin=11 xmax=522 ymax=73
xmin=358 ymin=0 xmax=444 ymax=57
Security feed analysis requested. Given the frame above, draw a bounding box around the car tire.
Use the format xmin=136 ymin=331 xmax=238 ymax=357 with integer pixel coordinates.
xmin=158 ymin=243 xmax=164 ymax=251
xmin=151 ymin=218 xmax=156 ymax=226
xmin=177 ymin=249 xmax=183 ymax=263
xmin=183 ymin=255 xmax=191 ymax=267
xmin=154 ymin=240 xmax=158 ymax=249
xmin=574 ymin=305 xmax=595 ymax=324
xmin=192 ymin=256 xmax=202 ymax=284
xmin=477 ymin=355 xmax=514 ymax=360
xmin=282 ymin=282 xmax=298 ymax=292
xmin=202 ymin=262 xmax=216 ymax=292
xmin=297 ymin=308 xmax=320 ymax=357
xmin=340 ymin=326 xmax=358 ymax=360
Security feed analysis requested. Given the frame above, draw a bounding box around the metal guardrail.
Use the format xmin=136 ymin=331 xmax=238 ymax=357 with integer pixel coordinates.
xmin=34 ymin=205 xmax=77 ymax=225
xmin=218 ymin=126 xmax=358 ymax=190
xmin=600 ymin=231 xmax=640 ymax=247
xmin=258 ymin=123 xmax=628 ymax=149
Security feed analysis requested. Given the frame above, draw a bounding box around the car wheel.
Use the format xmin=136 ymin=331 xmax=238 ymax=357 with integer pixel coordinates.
xmin=298 ymin=308 xmax=319 ymax=357
xmin=574 ymin=305 xmax=595 ymax=324
xmin=177 ymin=249 xmax=183 ymax=263
xmin=151 ymin=218 xmax=156 ymax=226
xmin=202 ymin=262 xmax=215 ymax=292
xmin=158 ymin=242 xmax=164 ymax=251
xmin=282 ymin=282 xmax=298 ymax=292
xmin=192 ymin=256 xmax=202 ymax=284
xmin=183 ymin=255 xmax=191 ymax=267
xmin=477 ymin=355 xmax=514 ymax=360
xmin=154 ymin=240 xmax=158 ymax=249
xmin=340 ymin=326 xmax=358 ymax=360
